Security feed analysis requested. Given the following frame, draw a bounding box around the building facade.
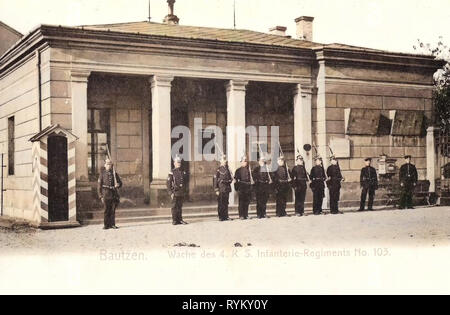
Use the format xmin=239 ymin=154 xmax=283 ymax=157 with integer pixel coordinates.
xmin=0 ymin=21 xmax=22 ymax=57
xmin=0 ymin=12 xmax=444 ymax=226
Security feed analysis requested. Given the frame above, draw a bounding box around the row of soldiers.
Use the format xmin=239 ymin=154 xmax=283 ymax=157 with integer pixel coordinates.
xmin=96 ymin=153 xmax=418 ymax=228
xmin=166 ymin=154 xmax=419 ymax=226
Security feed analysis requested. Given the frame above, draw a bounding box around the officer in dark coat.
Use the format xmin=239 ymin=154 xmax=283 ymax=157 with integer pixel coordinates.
xmin=359 ymin=158 xmax=378 ymax=211
xmin=214 ymin=155 xmax=233 ymax=221
xmin=326 ymin=156 xmax=344 ymax=215
xmin=399 ymin=155 xmax=418 ymax=209
xmin=98 ymin=159 xmax=122 ymax=230
xmin=253 ymin=155 xmax=272 ymax=219
xmin=310 ymin=156 xmax=326 ymax=215
xmin=291 ymin=154 xmax=309 ymax=216
xmin=234 ymin=155 xmax=253 ymax=220
xmin=274 ymin=155 xmax=291 ymax=217
xmin=167 ymin=156 xmax=189 ymax=225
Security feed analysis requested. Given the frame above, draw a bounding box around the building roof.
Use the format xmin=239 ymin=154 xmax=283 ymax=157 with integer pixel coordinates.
xmin=0 ymin=21 xmax=23 ymax=37
xmin=81 ymin=21 xmax=323 ymax=49
xmin=29 ymin=124 xmax=78 ymax=142
xmin=76 ymin=21 xmax=399 ymax=54
xmin=0 ymin=20 xmax=442 ymax=71
xmin=0 ymin=21 xmax=23 ymax=57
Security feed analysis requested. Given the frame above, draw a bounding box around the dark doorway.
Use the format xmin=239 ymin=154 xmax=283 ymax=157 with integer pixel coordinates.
xmin=48 ymin=135 xmax=69 ymax=222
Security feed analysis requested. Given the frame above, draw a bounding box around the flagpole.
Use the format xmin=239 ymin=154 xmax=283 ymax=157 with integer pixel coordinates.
xmin=233 ymin=0 xmax=236 ymax=29
xmin=148 ymin=0 xmax=151 ymax=22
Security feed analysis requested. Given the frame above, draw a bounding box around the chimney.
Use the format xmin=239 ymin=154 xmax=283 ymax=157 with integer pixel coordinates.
xmin=269 ymin=26 xmax=287 ymax=36
xmin=295 ymin=16 xmax=314 ymax=41
xmin=163 ymin=0 xmax=180 ymax=25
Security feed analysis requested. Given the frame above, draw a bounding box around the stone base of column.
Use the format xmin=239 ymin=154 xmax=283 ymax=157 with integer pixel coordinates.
xmin=40 ymin=220 xmax=81 ymax=230
xmin=228 ymin=190 xmax=238 ymax=207
xmin=150 ymin=180 xmax=171 ymax=207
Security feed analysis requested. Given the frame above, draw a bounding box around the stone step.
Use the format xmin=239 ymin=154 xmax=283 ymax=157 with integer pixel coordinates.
xmin=81 ymin=208 xmax=311 ymax=226
xmin=79 ymin=203 xmax=281 ymax=220
xmin=80 ymin=206 xmax=288 ymax=224
xmin=79 ymin=202 xmax=398 ymax=226
xmin=79 ymin=198 xmax=390 ymax=220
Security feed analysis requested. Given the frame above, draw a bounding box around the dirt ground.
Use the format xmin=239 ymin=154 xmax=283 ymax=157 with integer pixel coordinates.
xmin=1 ymin=206 xmax=449 ymax=294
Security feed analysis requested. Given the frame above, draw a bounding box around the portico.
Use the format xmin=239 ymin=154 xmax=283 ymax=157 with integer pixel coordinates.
xmin=72 ymin=68 xmax=313 ymax=208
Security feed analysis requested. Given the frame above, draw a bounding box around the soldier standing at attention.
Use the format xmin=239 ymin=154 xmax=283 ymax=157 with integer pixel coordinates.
xmin=234 ymin=155 xmax=253 ymax=220
xmin=98 ymin=159 xmax=122 ymax=230
xmin=214 ymin=155 xmax=233 ymax=221
xmin=167 ymin=156 xmax=189 ymax=225
xmin=274 ymin=155 xmax=291 ymax=217
xmin=326 ymin=156 xmax=344 ymax=215
xmin=359 ymin=158 xmax=378 ymax=211
xmin=254 ymin=155 xmax=271 ymax=219
xmin=291 ymin=154 xmax=309 ymax=217
xmin=399 ymin=155 xmax=418 ymax=209
xmin=310 ymin=156 xmax=327 ymax=215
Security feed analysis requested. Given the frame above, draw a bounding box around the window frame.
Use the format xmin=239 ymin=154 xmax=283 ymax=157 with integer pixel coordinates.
xmin=87 ymin=108 xmax=111 ymax=179
xmin=7 ymin=116 xmax=15 ymax=176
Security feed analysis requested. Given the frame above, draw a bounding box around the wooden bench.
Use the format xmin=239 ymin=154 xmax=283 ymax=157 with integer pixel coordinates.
xmin=380 ymin=180 xmax=431 ymax=207
xmin=414 ymin=181 xmax=431 ymax=205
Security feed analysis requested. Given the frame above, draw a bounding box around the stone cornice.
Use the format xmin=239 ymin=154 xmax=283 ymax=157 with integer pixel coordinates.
xmin=0 ymin=25 xmax=316 ymax=77
xmin=44 ymin=25 xmax=315 ymax=62
xmin=225 ymin=79 xmax=249 ymax=92
xmin=292 ymin=84 xmax=314 ymax=96
xmin=150 ymin=75 xmax=174 ymax=89
xmin=70 ymin=70 xmax=91 ymax=83
xmin=52 ymin=59 xmax=310 ymax=84
xmin=314 ymin=47 xmax=445 ymax=74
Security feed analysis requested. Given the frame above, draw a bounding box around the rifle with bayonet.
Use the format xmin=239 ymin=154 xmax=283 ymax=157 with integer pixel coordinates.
xmin=105 ymin=144 xmax=120 ymax=203
xmin=278 ymin=140 xmax=292 ymax=182
xmin=257 ymin=143 xmax=273 ymax=185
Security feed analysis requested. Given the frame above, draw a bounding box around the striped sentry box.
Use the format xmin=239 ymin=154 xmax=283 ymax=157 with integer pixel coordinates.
xmin=30 ymin=125 xmax=78 ymax=225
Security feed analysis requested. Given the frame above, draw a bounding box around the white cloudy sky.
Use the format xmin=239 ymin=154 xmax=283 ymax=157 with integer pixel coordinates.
xmin=1 ymin=0 xmax=449 ymax=54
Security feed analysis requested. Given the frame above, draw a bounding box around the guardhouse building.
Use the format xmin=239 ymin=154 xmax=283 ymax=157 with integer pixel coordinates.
xmin=0 ymin=5 xmax=444 ymax=227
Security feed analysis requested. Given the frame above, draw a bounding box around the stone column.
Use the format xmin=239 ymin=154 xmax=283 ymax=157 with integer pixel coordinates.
xmin=426 ymin=127 xmax=437 ymax=193
xmin=150 ymin=75 xmax=174 ymax=206
xmin=70 ymin=70 xmax=90 ymax=182
xmin=226 ymin=79 xmax=248 ymax=206
xmin=293 ymin=84 xmax=313 ymax=170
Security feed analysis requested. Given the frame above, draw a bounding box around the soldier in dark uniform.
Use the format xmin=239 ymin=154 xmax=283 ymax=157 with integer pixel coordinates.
xmin=98 ymin=159 xmax=122 ymax=230
xmin=234 ymin=155 xmax=253 ymax=220
xmin=167 ymin=156 xmax=189 ymax=225
xmin=398 ymin=155 xmax=418 ymax=209
xmin=214 ymin=155 xmax=233 ymax=221
xmin=291 ymin=154 xmax=309 ymax=216
xmin=326 ymin=156 xmax=344 ymax=215
xmin=359 ymin=158 xmax=378 ymax=211
xmin=253 ymin=155 xmax=272 ymax=219
xmin=310 ymin=156 xmax=326 ymax=215
xmin=274 ymin=155 xmax=291 ymax=217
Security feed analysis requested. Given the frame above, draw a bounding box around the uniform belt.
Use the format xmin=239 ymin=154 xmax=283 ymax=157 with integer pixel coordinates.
xmin=240 ymin=181 xmax=252 ymax=185
xmin=102 ymin=185 xmax=115 ymax=189
xmin=279 ymin=180 xmax=289 ymax=183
